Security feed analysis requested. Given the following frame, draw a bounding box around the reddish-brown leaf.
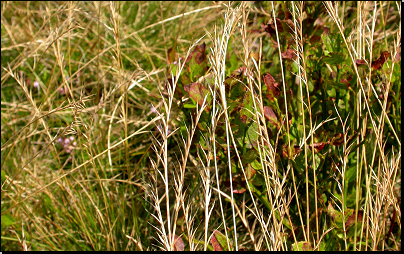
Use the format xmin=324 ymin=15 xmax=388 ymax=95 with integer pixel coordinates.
xmin=281 ymin=48 xmax=297 ymax=60
xmin=173 ymin=235 xmax=185 ymax=251
xmin=282 ymin=19 xmax=295 ymax=33
xmin=231 ymin=66 xmax=247 ymax=78
xmin=247 ymin=29 xmax=262 ymax=34
xmin=240 ymin=114 xmax=247 ymax=124
xmin=186 ymin=42 xmax=206 ymax=64
xmin=309 ymin=142 xmax=329 ymax=152
xmin=263 ymin=106 xmax=278 ymax=125
xmin=330 ymin=133 xmax=344 ymax=146
xmin=345 ymin=210 xmax=364 ymax=228
xmin=355 ymin=59 xmax=367 ymax=67
xmin=167 ymin=48 xmax=177 ymax=64
xmin=293 ymin=145 xmax=303 ymax=156
xmin=245 ymin=164 xmax=256 ymax=180
xmin=184 ymin=82 xmax=209 ymax=107
xmin=302 ymin=242 xmax=313 ymax=251
xmin=371 ymin=51 xmax=390 ymax=70
xmin=314 ymin=17 xmax=325 ymax=27
xmin=262 ymin=73 xmax=280 ymax=100
xmin=210 ymin=230 xmax=227 ymax=251
xmin=340 ymin=78 xmax=350 ymax=86
xmin=261 ymin=18 xmax=283 ymax=38
xmin=282 ymin=146 xmax=289 ymax=158
xmin=310 ymin=35 xmax=322 ymax=44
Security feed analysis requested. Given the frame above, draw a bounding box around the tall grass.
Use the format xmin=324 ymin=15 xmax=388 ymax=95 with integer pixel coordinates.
xmin=1 ymin=1 xmax=400 ymax=251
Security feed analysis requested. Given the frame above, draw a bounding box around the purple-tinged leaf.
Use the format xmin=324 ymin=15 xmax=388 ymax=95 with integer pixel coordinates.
xmin=281 ymin=48 xmax=297 ymax=60
xmin=355 ymin=59 xmax=366 ymax=67
xmin=173 ymin=235 xmax=184 ymax=251
xmin=262 ymin=73 xmax=280 ymax=100
xmin=183 ymin=82 xmax=209 ymax=107
xmin=263 ymin=106 xmax=278 ymax=125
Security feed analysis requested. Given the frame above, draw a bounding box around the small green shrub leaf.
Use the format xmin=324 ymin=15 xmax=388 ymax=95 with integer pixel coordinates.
xmin=1 ymin=213 xmax=16 ymax=226
xmin=321 ymin=52 xmax=345 ymax=65
xmin=1 ymin=170 xmax=6 ymax=183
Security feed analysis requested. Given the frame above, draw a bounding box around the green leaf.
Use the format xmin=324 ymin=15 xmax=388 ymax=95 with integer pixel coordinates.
xmin=229 ymin=81 xmax=245 ymax=101
xmin=252 ymin=172 xmax=265 ymax=186
xmin=1 ymin=170 xmax=6 ymax=183
xmin=240 ymin=92 xmax=254 ymax=120
xmin=241 ymin=149 xmax=258 ymax=165
xmin=1 ymin=213 xmax=16 ymax=226
xmin=328 ymin=80 xmax=349 ymax=90
xmin=244 ymin=121 xmax=259 ymax=149
xmin=318 ymin=242 xmax=326 ymax=251
xmin=345 ymin=166 xmax=356 ymax=183
xmin=183 ymin=103 xmax=196 ymax=108
xmin=229 ymin=54 xmax=238 ymax=74
xmin=321 ymin=52 xmax=345 ymax=65
xmin=250 ymin=159 xmax=262 ymax=170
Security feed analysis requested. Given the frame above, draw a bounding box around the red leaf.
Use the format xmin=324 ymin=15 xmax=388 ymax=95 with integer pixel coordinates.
xmin=263 ymin=106 xmax=278 ymax=125
xmin=281 ymin=48 xmax=297 ymax=60
xmin=302 ymin=242 xmax=313 ymax=251
xmin=371 ymin=51 xmax=390 ymax=70
xmin=240 ymin=114 xmax=247 ymax=124
xmin=355 ymin=59 xmax=366 ymax=67
xmin=309 ymin=142 xmax=329 ymax=152
xmin=173 ymin=235 xmax=185 ymax=251
xmin=262 ymin=73 xmax=280 ymax=100
xmin=340 ymin=78 xmax=350 ymax=86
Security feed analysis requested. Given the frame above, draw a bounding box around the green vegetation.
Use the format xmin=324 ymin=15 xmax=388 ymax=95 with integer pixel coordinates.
xmin=1 ymin=1 xmax=401 ymax=251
